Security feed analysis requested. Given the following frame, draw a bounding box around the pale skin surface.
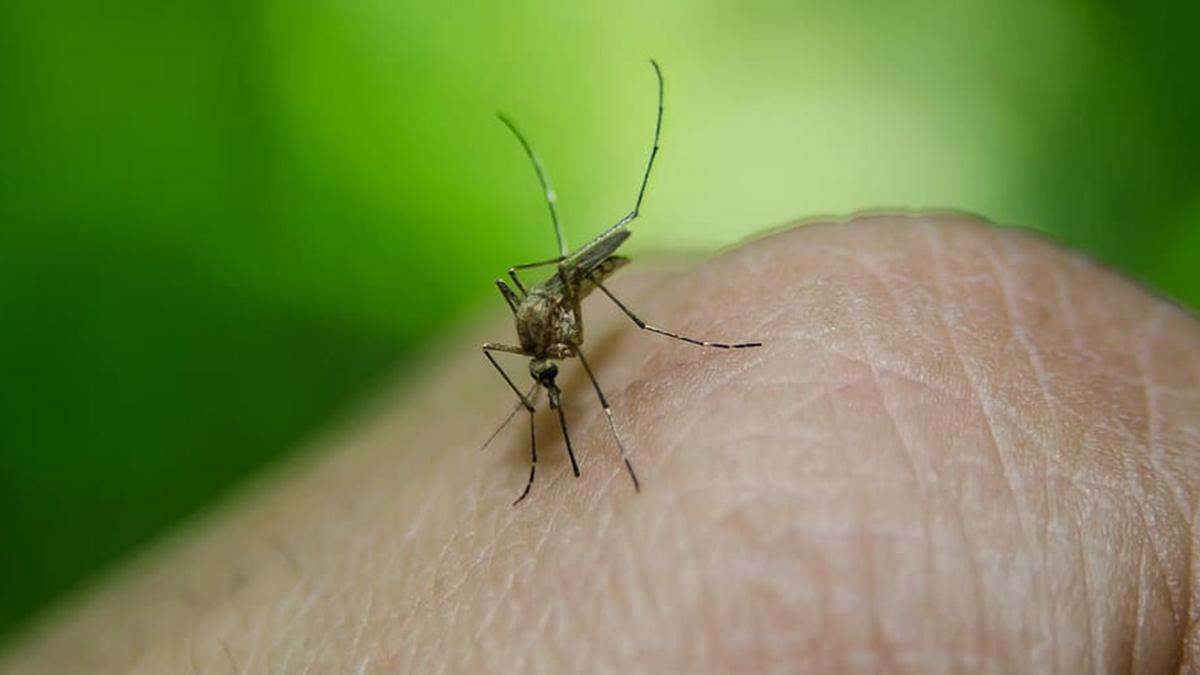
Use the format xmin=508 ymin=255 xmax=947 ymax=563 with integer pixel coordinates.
xmin=2 ymin=214 xmax=1199 ymax=674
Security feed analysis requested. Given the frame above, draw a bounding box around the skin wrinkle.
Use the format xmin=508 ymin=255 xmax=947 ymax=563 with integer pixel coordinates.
xmin=1137 ymin=312 xmax=1196 ymax=650
xmin=920 ymin=221 xmax=996 ymax=664
xmin=434 ymin=534 xmax=484 ymax=609
xmin=241 ymin=611 xmax=266 ymax=673
xmin=468 ymin=551 xmax=514 ymax=645
xmin=460 ymin=547 xmax=499 ymax=634
xmin=654 ymin=500 xmax=692 ymax=666
xmin=1137 ymin=306 xmax=1197 ymax=555
xmin=990 ymin=242 xmax=1144 ymax=668
xmin=768 ymin=277 xmax=974 ymax=393
xmin=983 ymin=239 xmax=1061 ymax=672
xmin=262 ymin=577 xmax=308 ymax=662
xmin=1047 ymin=260 xmax=1088 ymax=356
xmin=797 ymin=337 xmax=962 ymax=401
xmin=856 ymin=484 xmax=898 ymax=673
xmin=845 ymin=256 xmax=942 ymax=653
xmin=1133 ymin=538 xmax=1147 ymax=670
xmin=825 ymin=371 xmax=895 ymax=672
xmin=821 ymin=248 xmax=927 ymax=341
xmin=570 ymin=556 xmax=603 ymax=673
xmin=348 ymin=589 xmax=374 ymax=675
xmin=652 ymin=351 xmax=761 ymax=449
xmin=269 ymin=594 xmax=306 ymax=673
xmin=469 ymin=539 xmax=523 ymax=662
xmin=1137 ymin=309 xmax=1195 ymax=653
xmin=944 ymin=242 xmax=1040 ymax=585
xmin=675 ymin=487 xmax=718 ymax=671
xmin=221 ymin=641 xmax=239 ymax=675
xmin=297 ymin=646 xmax=319 ymax=675
xmin=1117 ymin=418 xmax=1183 ymax=638
xmin=185 ymin=633 xmax=201 ymax=675
xmin=1070 ymin=502 xmax=1099 ymax=673
xmin=1190 ymin=503 xmax=1200 ymax=667
xmin=686 ymin=386 xmax=825 ymax=662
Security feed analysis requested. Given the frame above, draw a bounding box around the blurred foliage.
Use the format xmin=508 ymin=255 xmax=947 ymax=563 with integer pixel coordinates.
xmin=1 ymin=0 xmax=1197 ymax=641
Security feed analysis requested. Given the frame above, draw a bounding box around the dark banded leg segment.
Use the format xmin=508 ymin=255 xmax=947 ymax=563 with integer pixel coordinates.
xmin=482 ymin=343 xmax=535 ymax=411
xmin=507 ymin=256 xmax=565 ymax=295
xmin=547 ymin=387 xmax=581 ymax=478
xmin=576 ymin=350 xmax=639 ymax=492
xmin=513 ymin=403 xmax=538 ymax=506
xmin=590 ymin=277 xmax=762 ymax=349
xmin=479 ymin=382 xmax=538 ymax=453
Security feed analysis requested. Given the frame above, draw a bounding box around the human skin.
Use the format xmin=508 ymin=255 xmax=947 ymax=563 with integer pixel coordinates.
xmin=1 ymin=214 xmax=1199 ymax=674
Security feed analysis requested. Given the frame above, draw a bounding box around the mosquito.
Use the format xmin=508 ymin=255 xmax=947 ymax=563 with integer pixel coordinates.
xmin=483 ymin=60 xmax=761 ymax=505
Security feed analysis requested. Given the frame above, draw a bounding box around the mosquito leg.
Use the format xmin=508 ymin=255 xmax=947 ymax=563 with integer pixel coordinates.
xmin=547 ymin=387 xmax=581 ymax=477
xmin=482 ymin=344 xmax=535 ymax=411
xmin=507 ymin=256 xmax=565 ymax=295
xmin=511 ymin=257 xmax=565 ymax=271
xmin=576 ymin=350 xmax=640 ymax=492
xmin=512 ymin=402 xmax=538 ymax=505
xmin=481 ymin=347 xmax=547 ymax=504
xmin=496 ymin=114 xmax=569 ymax=258
xmin=590 ymin=276 xmax=762 ymax=349
xmin=556 ymin=403 xmax=581 ymax=477
xmin=482 ymin=342 xmax=527 ymax=355
xmin=495 ymin=279 xmax=521 ymax=313
xmin=480 ymin=382 xmax=538 ymax=452
xmin=557 ymin=265 xmax=573 ymax=301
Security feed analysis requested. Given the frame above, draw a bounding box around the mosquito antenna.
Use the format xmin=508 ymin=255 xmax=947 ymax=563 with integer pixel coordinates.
xmin=635 ymin=59 xmax=664 ymax=217
xmin=611 ymin=59 xmax=664 ymax=232
xmin=480 ymin=382 xmax=539 ymax=452
xmin=497 ymin=113 xmax=568 ymax=257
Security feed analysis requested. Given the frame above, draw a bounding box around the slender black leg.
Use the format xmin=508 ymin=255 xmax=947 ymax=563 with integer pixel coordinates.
xmin=590 ymin=277 xmax=762 ymax=349
xmin=511 ymin=257 xmax=566 ymax=270
xmin=495 ymin=280 xmax=521 ymax=313
xmin=576 ymin=350 xmax=640 ymax=492
xmin=547 ymin=387 xmax=581 ymax=477
xmin=496 ymin=114 xmax=569 ymax=258
xmin=479 ymin=382 xmax=538 ymax=452
xmin=513 ymin=403 xmax=538 ymax=505
xmin=482 ymin=344 xmax=535 ymax=411
xmin=507 ymin=256 xmax=565 ymax=295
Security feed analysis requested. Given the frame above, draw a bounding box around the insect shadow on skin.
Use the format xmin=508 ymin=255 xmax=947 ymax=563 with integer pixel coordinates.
xmin=481 ymin=60 xmax=762 ymax=506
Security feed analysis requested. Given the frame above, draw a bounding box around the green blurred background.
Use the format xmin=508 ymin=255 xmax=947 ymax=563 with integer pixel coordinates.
xmin=1 ymin=0 xmax=1197 ymax=643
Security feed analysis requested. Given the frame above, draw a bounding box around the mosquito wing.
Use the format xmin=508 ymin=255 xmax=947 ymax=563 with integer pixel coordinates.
xmin=540 ymin=224 xmax=631 ymax=298
xmin=562 ymin=225 xmax=630 ymax=284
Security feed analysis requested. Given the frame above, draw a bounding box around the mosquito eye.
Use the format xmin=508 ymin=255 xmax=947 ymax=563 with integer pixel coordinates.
xmin=543 ymin=364 xmax=558 ymax=379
